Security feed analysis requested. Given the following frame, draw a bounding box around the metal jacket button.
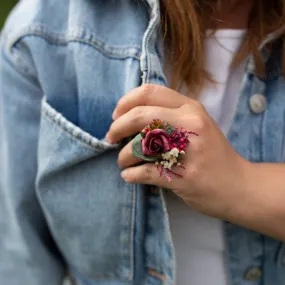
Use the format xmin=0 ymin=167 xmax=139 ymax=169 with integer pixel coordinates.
xmin=244 ymin=267 xmax=262 ymax=281
xmin=250 ymin=94 xmax=267 ymax=114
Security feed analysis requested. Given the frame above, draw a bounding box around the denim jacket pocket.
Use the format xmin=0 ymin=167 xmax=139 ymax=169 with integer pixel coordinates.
xmin=36 ymin=98 xmax=136 ymax=281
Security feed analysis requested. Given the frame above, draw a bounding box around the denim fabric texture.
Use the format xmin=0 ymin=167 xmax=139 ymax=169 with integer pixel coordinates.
xmin=1 ymin=1 xmax=285 ymax=285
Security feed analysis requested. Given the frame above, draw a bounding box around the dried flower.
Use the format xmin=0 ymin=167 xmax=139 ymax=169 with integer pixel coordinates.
xmin=148 ymin=119 xmax=168 ymax=130
xmin=132 ymin=119 xmax=199 ymax=182
xmin=142 ymin=129 xmax=170 ymax=156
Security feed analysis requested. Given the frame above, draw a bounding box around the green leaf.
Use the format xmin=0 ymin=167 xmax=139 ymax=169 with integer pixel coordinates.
xmin=132 ymin=134 xmax=158 ymax=162
xmin=140 ymin=131 xmax=146 ymax=138
xmin=165 ymin=123 xmax=174 ymax=134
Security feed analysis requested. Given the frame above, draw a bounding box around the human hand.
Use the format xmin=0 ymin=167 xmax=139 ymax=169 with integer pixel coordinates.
xmin=106 ymin=84 xmax=249 ymax=219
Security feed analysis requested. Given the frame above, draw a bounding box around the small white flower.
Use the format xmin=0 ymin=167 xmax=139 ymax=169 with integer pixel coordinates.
xmin=161 ymin=152 xmax=171 ymax=160
xmin=169 ymin=158 xmax=177 ymax=166
xmin=169 ymin=147 xmax=179 ymax=157
xmin=163 ymin=161 xmax=169 ymax=169
xmin=163 ymin=160 xmax=174 ymax=169
xmin=180 ymin=150 xmax=185 ymax=155
xmin=162 ymin=147 xmax=180 ymax=161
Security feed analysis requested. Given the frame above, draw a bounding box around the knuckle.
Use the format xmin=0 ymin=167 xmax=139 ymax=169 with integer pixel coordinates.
xmin=187 ymin=163 xmax=200 ymax=181
xmin=180 ymin=103 xmax=192 ymax=112
xmin=192 ymin=115 xmax=208 ymax=132
xmin=140 ymin=84 xmax=156 ymax=96
xmin=178 ymin=104 xmax=192 ymax=122
xmin=182 ymin=101 xmax=206 ymax=115
xmin=194 ymin=116 xmax=206 ymax=131
xmin=179 ymin=103 xmax=209 ymax=132
xmin=195 ymin=101 xmax=206 ymax=112
xmin=139 ymin=84 xmax=157 ymax=103
xmin=131 ymin=106 xmax=146 ymax=122
xmin=191 ymin=140 xmax=204 ymax=154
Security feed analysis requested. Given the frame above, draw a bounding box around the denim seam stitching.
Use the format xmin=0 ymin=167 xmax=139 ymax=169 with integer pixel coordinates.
xmin=41 ymin=114 xmax=101 ymax=153
xmin=141 ymin=1 xmax=159 ymax=84
xmin=9 ymin=24 xmax=141 ymax=60
xmin=260 ymin=110 xmax=266 ymax=162
xmin=159 ymin=188 xmax=175 ymax=284
xmin=129 ymin=184 xmax=136 ymax=280
xmin=69 ymin=264 xmax=131 ymax=281
xmin=41 ymin=100 xmax=118 ymax=152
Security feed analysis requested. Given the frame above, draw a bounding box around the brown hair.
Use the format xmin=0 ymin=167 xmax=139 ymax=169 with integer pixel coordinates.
xmin=160 ymin=0 xmax=285 ymax=96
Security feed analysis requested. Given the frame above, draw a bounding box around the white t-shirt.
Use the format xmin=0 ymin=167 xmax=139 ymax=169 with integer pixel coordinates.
xmin=165 ymin=29 xmax=247 ymax=285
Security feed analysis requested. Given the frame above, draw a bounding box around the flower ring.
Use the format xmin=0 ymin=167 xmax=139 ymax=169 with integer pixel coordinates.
xmin=132 ymin=119 xmax=198 ymax=181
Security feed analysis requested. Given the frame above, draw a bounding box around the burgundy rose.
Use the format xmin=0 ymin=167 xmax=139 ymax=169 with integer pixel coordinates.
xmin=142 ymin=129 xmax=170 ymax=156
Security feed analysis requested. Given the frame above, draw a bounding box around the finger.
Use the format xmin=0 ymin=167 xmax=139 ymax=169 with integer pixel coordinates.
xmin=120 ymin=163 xmax=183 ymax=190
xmin=118 ymin=140 xmax=143 ymax=169
xmin=112 ymin=84 xmax=193 ymax=120
xmin=107 ymin=106 xmax=177 ymax=143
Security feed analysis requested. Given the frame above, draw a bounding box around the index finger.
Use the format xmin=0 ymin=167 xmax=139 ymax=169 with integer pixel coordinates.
xmin=112 ymin=84 xmax=192 ymax=120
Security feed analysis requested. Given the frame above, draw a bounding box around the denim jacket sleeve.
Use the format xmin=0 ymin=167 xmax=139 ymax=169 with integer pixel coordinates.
xmin=0 ymin=25 xmax=65 ymax=285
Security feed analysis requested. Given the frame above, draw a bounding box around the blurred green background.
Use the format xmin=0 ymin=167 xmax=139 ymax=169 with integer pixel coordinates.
xmin=0 ymin=2 xmax=17 ymax=29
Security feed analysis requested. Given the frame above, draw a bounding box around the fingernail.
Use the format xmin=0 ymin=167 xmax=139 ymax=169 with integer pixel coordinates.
xmin=120 ymin=170 xmax=128 ymax=179
xmin=105 ymin=132 xmax=114 ymax=144
xmin=112 ymin=109 xmax=117 ymax=120
xmin=117 ymin=160 xmax=123 ymax=169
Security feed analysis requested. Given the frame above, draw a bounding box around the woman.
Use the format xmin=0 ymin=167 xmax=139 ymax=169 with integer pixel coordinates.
xmin=1 ymin=0 xmax=285 ymax=284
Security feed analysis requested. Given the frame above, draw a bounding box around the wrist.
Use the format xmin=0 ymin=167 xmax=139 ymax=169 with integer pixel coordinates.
xmin=225 ymin=160 xmax=285 ymax=240
xmin=218 ymin=156 xmax=253 ymax=222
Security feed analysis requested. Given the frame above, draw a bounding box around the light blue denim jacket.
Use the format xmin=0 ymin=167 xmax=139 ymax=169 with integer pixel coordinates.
xmin=1 ymin=1 xmax=285 ymax=285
